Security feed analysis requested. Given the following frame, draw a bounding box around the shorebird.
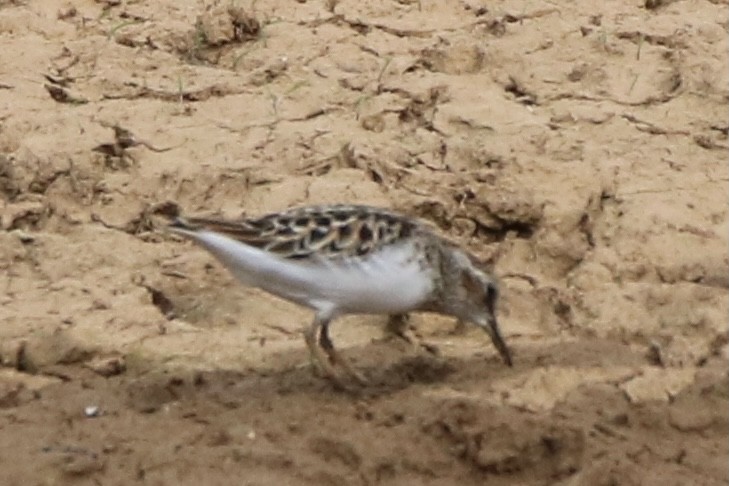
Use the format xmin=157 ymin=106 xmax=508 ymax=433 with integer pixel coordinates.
xmin=168 ymin=204 xmax=512 ymax=385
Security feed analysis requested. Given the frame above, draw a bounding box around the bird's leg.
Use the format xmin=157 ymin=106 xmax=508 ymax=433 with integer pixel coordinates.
xmin=450 ymin=319 xmax=467 ymax=335
xmin=318 ymin=321 xmax=368 ymax=385
xmin=385 ymin=313 xmax=410 ymax=337
xmin=385 ymin=313 xmax=439 ymax=355
xmin=303 ymin=315 xmax=344 ymax=386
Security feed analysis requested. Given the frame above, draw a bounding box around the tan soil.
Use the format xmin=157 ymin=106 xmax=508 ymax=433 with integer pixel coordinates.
xmin=0 ymin=0 xmax=727 ymax=484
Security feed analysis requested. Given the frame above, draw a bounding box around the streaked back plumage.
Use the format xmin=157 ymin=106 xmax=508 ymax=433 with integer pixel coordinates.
xmin=173 ymin=204 xmax=422 ymax=261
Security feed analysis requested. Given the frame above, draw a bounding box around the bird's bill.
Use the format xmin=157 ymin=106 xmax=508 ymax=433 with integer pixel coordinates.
xmin=478 ymin=316 xmax=513 ymax=367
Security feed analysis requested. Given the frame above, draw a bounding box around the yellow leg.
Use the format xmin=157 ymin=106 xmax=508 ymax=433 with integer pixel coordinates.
xmin=304 ymin=316 xmax=341 ymax=383
xmin=385 ymin=314 xmax=439 ymax=355
xmin=304 ymin=315 xmax=367 ymax=387
xmin=318 ymin=321 xmax=368 ymax=385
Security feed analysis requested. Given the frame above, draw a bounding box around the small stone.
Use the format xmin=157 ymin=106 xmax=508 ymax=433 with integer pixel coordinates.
xmin=11 ymin=229 xmax=35 ymax=243
xmin=620 ymin=368 xmax=695 ymax=403
xmin=84 ymin=405 xmax=100 ymax=417
xmin=85 ymin=355 xmax=126 ymax=377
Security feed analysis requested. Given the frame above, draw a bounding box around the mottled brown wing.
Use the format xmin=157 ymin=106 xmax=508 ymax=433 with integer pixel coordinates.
xmin=173 ymin=205 xmax=420 ymax=260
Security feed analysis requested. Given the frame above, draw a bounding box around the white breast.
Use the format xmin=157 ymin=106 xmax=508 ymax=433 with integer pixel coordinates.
xmin=179 ymin=230 xmax=434 ymax=316
xmin=301 ymin=242 xmax=435 ymax=315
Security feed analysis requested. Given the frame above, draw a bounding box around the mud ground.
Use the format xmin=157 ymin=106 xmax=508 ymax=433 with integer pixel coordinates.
xmin=0 ymin=0 xmax=727 ymax=484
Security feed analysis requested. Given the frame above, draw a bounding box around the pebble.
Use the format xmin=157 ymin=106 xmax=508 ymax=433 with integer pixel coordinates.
xmin=84 ymin=405 xmax=100 ymax=418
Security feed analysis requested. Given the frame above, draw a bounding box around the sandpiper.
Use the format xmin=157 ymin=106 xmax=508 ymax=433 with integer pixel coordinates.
xmin=168 ymin=204 xmax=512 ymax=385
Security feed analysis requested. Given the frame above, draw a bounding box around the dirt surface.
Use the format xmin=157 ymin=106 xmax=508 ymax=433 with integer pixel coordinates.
xmin=0 ymin=0 xmax=727 ymax=484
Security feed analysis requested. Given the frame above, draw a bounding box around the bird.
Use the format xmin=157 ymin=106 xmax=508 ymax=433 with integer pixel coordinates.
xmin=167 ymin=204 xmax=512 ymax=386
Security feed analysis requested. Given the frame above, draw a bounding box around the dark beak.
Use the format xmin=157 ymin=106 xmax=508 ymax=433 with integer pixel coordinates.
xmin=481 ymin=316 xmax=513 ymax=366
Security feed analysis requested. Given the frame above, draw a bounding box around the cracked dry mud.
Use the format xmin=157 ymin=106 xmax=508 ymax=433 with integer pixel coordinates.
xmin=0 ymin=1 xmax=727 ymax=485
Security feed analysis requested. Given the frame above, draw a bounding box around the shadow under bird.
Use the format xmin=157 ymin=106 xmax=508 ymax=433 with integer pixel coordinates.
xmin=167 ymin=204 xmax=512 ymax=386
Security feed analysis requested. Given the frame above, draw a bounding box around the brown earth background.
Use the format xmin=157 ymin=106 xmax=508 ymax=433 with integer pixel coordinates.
xmin=0 ymin=0 xmax=728 ymax=484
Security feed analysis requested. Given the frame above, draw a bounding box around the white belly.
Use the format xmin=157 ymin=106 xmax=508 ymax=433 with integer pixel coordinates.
xmin=181 ymin=230 xmax=434 ymax=316
xmin=298 ymin=244 xmax=435 ymax=315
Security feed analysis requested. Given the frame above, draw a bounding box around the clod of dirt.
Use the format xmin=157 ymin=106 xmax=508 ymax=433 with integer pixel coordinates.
xmin=150 ymin=200 xmax=181 ymax=219
xmin=503 ymin=76 xmax=538 ymax=105
xmin=0 ymin=199 xmax=48 ymax=230
xmin=125 ymin=371 xmax=207 ymax=413
xmin=17 ymin=331 xmax=96 ymax=374
xmin=477 ymin=186 xmax=542 ymax=227
xmin=43 ymin=446 xmax=105 ymax=476
xmin=0 ymin=369 xmax=61 ymax=408
xmin=308 ymin=436 xmax=362 ymax=469
xmin=620 ymin=368 xmax=696 ymax=403
xmin=197 ymin=8 xmax=236 ymax=46
xmin=92 ymin=123 xmax=178 ymax=170
xmin=418 ymin=43 xmax=485 ymax=74
xmin=143 ymin=285 xmax=176 ymax=319
xmin=228 ymin=7 xmax=261 ymax=40
xmin=333 ymin=142 xmax=386 ymax=184
xmin=92 ymin=138 xmax=135 ymax=169
xmin=56 ymin=5 xmax=77 ymax=20
xmin=360 ymin=113 xmax=385 ymax=133
xmin=91 ymin=199 xmax=181 ymax=238
xmin=410 ymin=199 xmax=454 ymax=230
xmin=644 ymin=0 xmax=676 ymax=9
xmin=474 ymin=424 xmax=583 ymax=477
xmin=197 ymin=6 xmax=261 ymax=46
xmin=84 ymin=355 xmax=126 ymax=377
xmin=248 ymin=58 xmax=289 ymax=86
xmin=427 ymin=399 xmax=584 ymax=479
xmin=0 ymin=381 xmax=28 ymax=408
xmin=669 ymin=394 xmax=720 ymax=432
xmin=0 ymin=154 xmax=20 ymax=199
xmin=385 ymin=355 xmax=454 ymax=384
xmin=397 ymin=86 xmax=449 ymax=131
xmin=466 ymin=184 xmax=543 ymax=241
xmin=576 ymin=457 xmax=645 ymax=486
xmin=668 ymin=368 xmax=729 ymax=432
xmin=44 ymin=84 xmax=87 ymax=104
xmin=126 ymin=376 xmax=181 ymax=413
